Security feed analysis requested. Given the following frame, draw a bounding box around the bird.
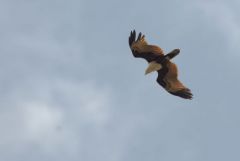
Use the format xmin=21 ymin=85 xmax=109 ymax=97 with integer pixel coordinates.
xmin=128 ymin=30 xmax=193 ymax=99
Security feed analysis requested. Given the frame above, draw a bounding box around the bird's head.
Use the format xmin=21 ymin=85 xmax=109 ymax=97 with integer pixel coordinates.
xmin=145 ymin=61 xmax=162 ymax=75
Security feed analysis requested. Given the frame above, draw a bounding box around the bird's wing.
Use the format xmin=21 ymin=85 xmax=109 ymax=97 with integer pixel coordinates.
xmin=156 ymin=61 xmax=193 ymax=99
xmin=129 ymin=30 xmax=164 ymax=62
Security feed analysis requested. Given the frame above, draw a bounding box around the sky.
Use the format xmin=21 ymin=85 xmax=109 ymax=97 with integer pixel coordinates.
xmin=1 ymin=0 xmax=240 ymax=161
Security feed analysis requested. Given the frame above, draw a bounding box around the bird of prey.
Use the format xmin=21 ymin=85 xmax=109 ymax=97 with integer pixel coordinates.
xmin=129 ymin=30 xmax=193 ymax=99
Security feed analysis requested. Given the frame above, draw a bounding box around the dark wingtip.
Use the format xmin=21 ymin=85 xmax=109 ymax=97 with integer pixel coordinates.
xmin=129 ymin=30 xmax=145 ymax=47
xmin=129 ymin=30 xmax=136 ymax=46
xmin=170 ymin=88 xmax=193 ymax=100
xmin=133 ymin=30 xmax=136 ymax=40
xmin=137 ymin=32 xmax=142 ymax=41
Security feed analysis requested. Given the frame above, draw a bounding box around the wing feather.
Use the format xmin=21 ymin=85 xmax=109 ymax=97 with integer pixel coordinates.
xmin=129 ymin=30 xmax=164 ymax=62
xmin=157 ymin=61 xmax=193 ymax=99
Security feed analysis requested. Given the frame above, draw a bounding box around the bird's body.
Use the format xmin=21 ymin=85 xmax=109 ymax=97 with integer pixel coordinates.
xmin=129 ymin=30 xmax=193 ymax=99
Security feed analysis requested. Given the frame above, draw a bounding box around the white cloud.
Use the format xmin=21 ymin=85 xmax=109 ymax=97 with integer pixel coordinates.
xmin=53 ymin=80 xmax=112 ymax=127
xmin=0 ymin=79 xmax=113 ymax=160
xmin=23 ymin=102 xmax=62 ymax=142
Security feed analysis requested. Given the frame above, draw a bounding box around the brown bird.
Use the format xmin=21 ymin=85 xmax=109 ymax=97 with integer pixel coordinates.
xmin=129 ymin=30 xmax=193 ymax=99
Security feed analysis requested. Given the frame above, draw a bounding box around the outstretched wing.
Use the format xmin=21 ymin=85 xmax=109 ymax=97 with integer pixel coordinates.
xmin=129 ymin=30 xmax=164 ymax=62
xmin=156 ymin=61 xmax=193 ymax=99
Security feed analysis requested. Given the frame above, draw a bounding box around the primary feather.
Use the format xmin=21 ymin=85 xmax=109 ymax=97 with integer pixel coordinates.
xmin=129 ymin=30 xmax=164 ymax=62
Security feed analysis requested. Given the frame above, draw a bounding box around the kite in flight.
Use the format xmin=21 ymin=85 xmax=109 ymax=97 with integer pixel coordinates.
xmin=129 ymin=30 xmax=193 ymax=99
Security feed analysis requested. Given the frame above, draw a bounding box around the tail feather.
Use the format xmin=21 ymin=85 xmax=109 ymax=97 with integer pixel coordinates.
xmin=164 ymin=49 xmax=180 ymax=60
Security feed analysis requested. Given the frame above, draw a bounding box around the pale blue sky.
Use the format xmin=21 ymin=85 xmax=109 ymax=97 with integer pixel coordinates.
xmin=1 ymin=0 xmax=240 ymax=161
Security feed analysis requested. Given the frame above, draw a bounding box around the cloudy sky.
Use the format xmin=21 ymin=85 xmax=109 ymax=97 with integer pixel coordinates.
xmin=1 ymin=0 xmax=240 ymax=161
